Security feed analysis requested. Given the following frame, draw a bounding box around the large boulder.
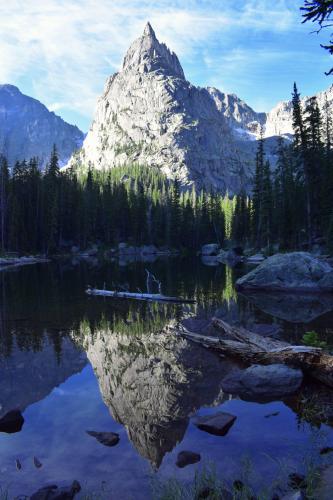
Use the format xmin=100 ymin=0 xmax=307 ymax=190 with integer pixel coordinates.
xmin=236 ymin=252 xmax=333 ymax=292
xmin=221 ymin=364 xmax=303 ymax=401
xmin=201 ymin=243 xmax=220 ymax=256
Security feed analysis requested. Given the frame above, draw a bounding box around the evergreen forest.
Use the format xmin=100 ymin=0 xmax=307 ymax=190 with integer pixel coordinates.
xmin=0 ymin=83 xmax=332 ymax=255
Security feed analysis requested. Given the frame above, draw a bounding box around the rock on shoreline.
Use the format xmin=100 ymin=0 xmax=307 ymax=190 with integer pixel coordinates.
xmin=236 ymin=252 xmax=333 ymax=292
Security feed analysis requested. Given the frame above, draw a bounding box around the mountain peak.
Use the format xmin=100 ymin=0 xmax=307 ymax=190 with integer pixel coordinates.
xmin=143 ymin=22 xmax=155 ymax=38
xmin=121 ymin=23 xmax=185 ymax=79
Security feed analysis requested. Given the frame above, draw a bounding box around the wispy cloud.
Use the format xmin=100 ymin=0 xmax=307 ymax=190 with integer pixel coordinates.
xmin=0 ymin=0 xmax=329 ymax=130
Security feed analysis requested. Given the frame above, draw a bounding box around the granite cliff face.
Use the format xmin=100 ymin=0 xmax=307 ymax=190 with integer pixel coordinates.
xmin=264 ymin=85 xmax=333 ymax=138
xmin=70 ymin=23 xmax=257 ymax=194
xmin=74 ymin=320 xmax=236 ymax=468
xmin=0 ymin=84 xmax=84 ymax=168
xmin=68 ymin=23 xmax=333 ymax=193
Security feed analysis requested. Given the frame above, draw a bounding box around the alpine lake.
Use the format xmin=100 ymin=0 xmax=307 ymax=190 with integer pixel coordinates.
xmin=1 ymin=255 xmax=333 ymax=499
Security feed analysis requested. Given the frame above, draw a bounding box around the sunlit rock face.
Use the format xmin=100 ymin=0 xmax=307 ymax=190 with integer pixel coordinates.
xmin=0 ymin=84 xmax=84 ymax=168
xmin=69 ymin=23 xmax=257 ymax=194
xmin=68 ymin=22 xmax=333 ymax=194
xmin=0 ymin=337 xmax=87 ymax=418
xmin=74 ymin=321 xmax=236 ymax=468
xmin=264 ymin=85 xmax=333 ymax=138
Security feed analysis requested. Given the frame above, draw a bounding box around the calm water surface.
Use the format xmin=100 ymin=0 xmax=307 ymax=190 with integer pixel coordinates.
xmin=0 ymin=257 xmax=333 ymax=498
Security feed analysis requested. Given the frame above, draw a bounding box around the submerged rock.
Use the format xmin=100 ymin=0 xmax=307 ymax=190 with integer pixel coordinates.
xmin=30 ymin=480 xmax=81 ymax=500
xmin=236 ymin=252 xmax=333 ymax=292
xmin=221 ymin=364 xmax=303 ymax=401
xmin=195 ymin=412 xmax=237 ymax=436
xmin=33 ymin=456 xmax=43 ymax=468
xmin=0 ymin=409 xmax=24 ymax=434
xmin=86 ymin=430 xmax=120 ymax=447
xmin=176 ymin=450 xmax=201 ymax=468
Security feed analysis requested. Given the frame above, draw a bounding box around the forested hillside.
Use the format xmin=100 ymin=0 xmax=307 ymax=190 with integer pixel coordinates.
xmin=0 ymin=84 xmax=332 ymax=255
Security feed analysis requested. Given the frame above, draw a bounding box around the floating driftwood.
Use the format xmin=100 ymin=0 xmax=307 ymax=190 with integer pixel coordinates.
xmin=179 ymin=317 xmax=333 ymax=388
xmin=86 ymin=287 xmax=195 ymax=304
xmin=86 ymin=269 xmax=196 ymax=304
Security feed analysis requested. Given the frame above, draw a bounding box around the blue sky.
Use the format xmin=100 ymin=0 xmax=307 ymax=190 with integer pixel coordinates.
xmin=0 ymin=0 xmax=331 ymax=132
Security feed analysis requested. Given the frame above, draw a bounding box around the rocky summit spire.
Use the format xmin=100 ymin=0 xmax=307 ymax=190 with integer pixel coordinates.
xmin=121 ymin=22 xmax=185 ymax=79
xmin=143 ymin=21 xmax=156 ymax=38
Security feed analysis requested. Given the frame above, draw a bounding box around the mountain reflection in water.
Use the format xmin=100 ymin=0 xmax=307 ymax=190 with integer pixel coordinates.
xmin=0 ymin=258 xmax=332 ymax=498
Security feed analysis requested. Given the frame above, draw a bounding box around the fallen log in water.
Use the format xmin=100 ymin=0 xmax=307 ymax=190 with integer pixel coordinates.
xmin=86 ymin=287 xmax=195 ymax=304
xmin=179 ymin=317 xmax=333 ymax=388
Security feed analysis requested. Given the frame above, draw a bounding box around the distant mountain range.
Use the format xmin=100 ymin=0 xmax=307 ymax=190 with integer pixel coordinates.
xmin=2 ymin=24 xmax=332 ymax=192
xmin=0 ymin=84 xmax=84 ymax=168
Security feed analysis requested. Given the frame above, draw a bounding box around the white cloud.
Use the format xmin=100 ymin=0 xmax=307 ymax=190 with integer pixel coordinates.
xmin=0 ymin=1 xmax=317 ymax=129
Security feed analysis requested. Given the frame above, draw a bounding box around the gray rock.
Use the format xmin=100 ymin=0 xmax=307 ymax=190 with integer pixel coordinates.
xmin=236 ymin=252 xmax=333 ymax=292
xmin=0 ymin=84 xmax=84 ymax=169
xmin=30 ymin=480 xmax=81 ymax=500
xmin=86 ymin=430 xmax=120 ymax=447
xmin=201 ymin=244 xmax=220 ymax=256
xmin=195 ymin=412 xmax=237 ymax=436
xmin=66 ymin=23 xmax=259 ymax=194
xmin=221 ymin=364 xmax=303 ymax=401
xmin=176 ymin=450 xmax=201 ymax=468
xmin=317 ymin=270 xmax=333 ymax=291
xmin=65 ymin=19 xmax=333 ymax=194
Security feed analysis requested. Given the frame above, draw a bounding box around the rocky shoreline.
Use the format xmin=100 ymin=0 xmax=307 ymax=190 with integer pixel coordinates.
xmin=0 ymin=255 xmax=50 ymax=270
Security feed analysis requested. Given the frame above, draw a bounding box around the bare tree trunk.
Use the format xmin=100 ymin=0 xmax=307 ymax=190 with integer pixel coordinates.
xmin=178 ymin=318 xmax=333 ymax=388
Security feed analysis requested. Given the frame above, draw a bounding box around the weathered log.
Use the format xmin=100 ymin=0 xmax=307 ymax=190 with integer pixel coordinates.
xmin=86 ymin=288 xmax=195 ymax=303
xmin=179 ymin=317 xmax=333 ymax=388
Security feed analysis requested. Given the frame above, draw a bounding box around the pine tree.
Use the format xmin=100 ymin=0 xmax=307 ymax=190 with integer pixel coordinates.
xmin=252 ymin=128 xmax=265 ymax=248
xmin=0 ymin=156 xmax=9 ymax=253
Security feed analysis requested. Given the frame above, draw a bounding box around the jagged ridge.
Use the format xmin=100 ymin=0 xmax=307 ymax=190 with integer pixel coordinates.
xmin=0 ymin=84 xmax=84 ymax=168
xmin=68 ymin=23 xmax=333 ymax=194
